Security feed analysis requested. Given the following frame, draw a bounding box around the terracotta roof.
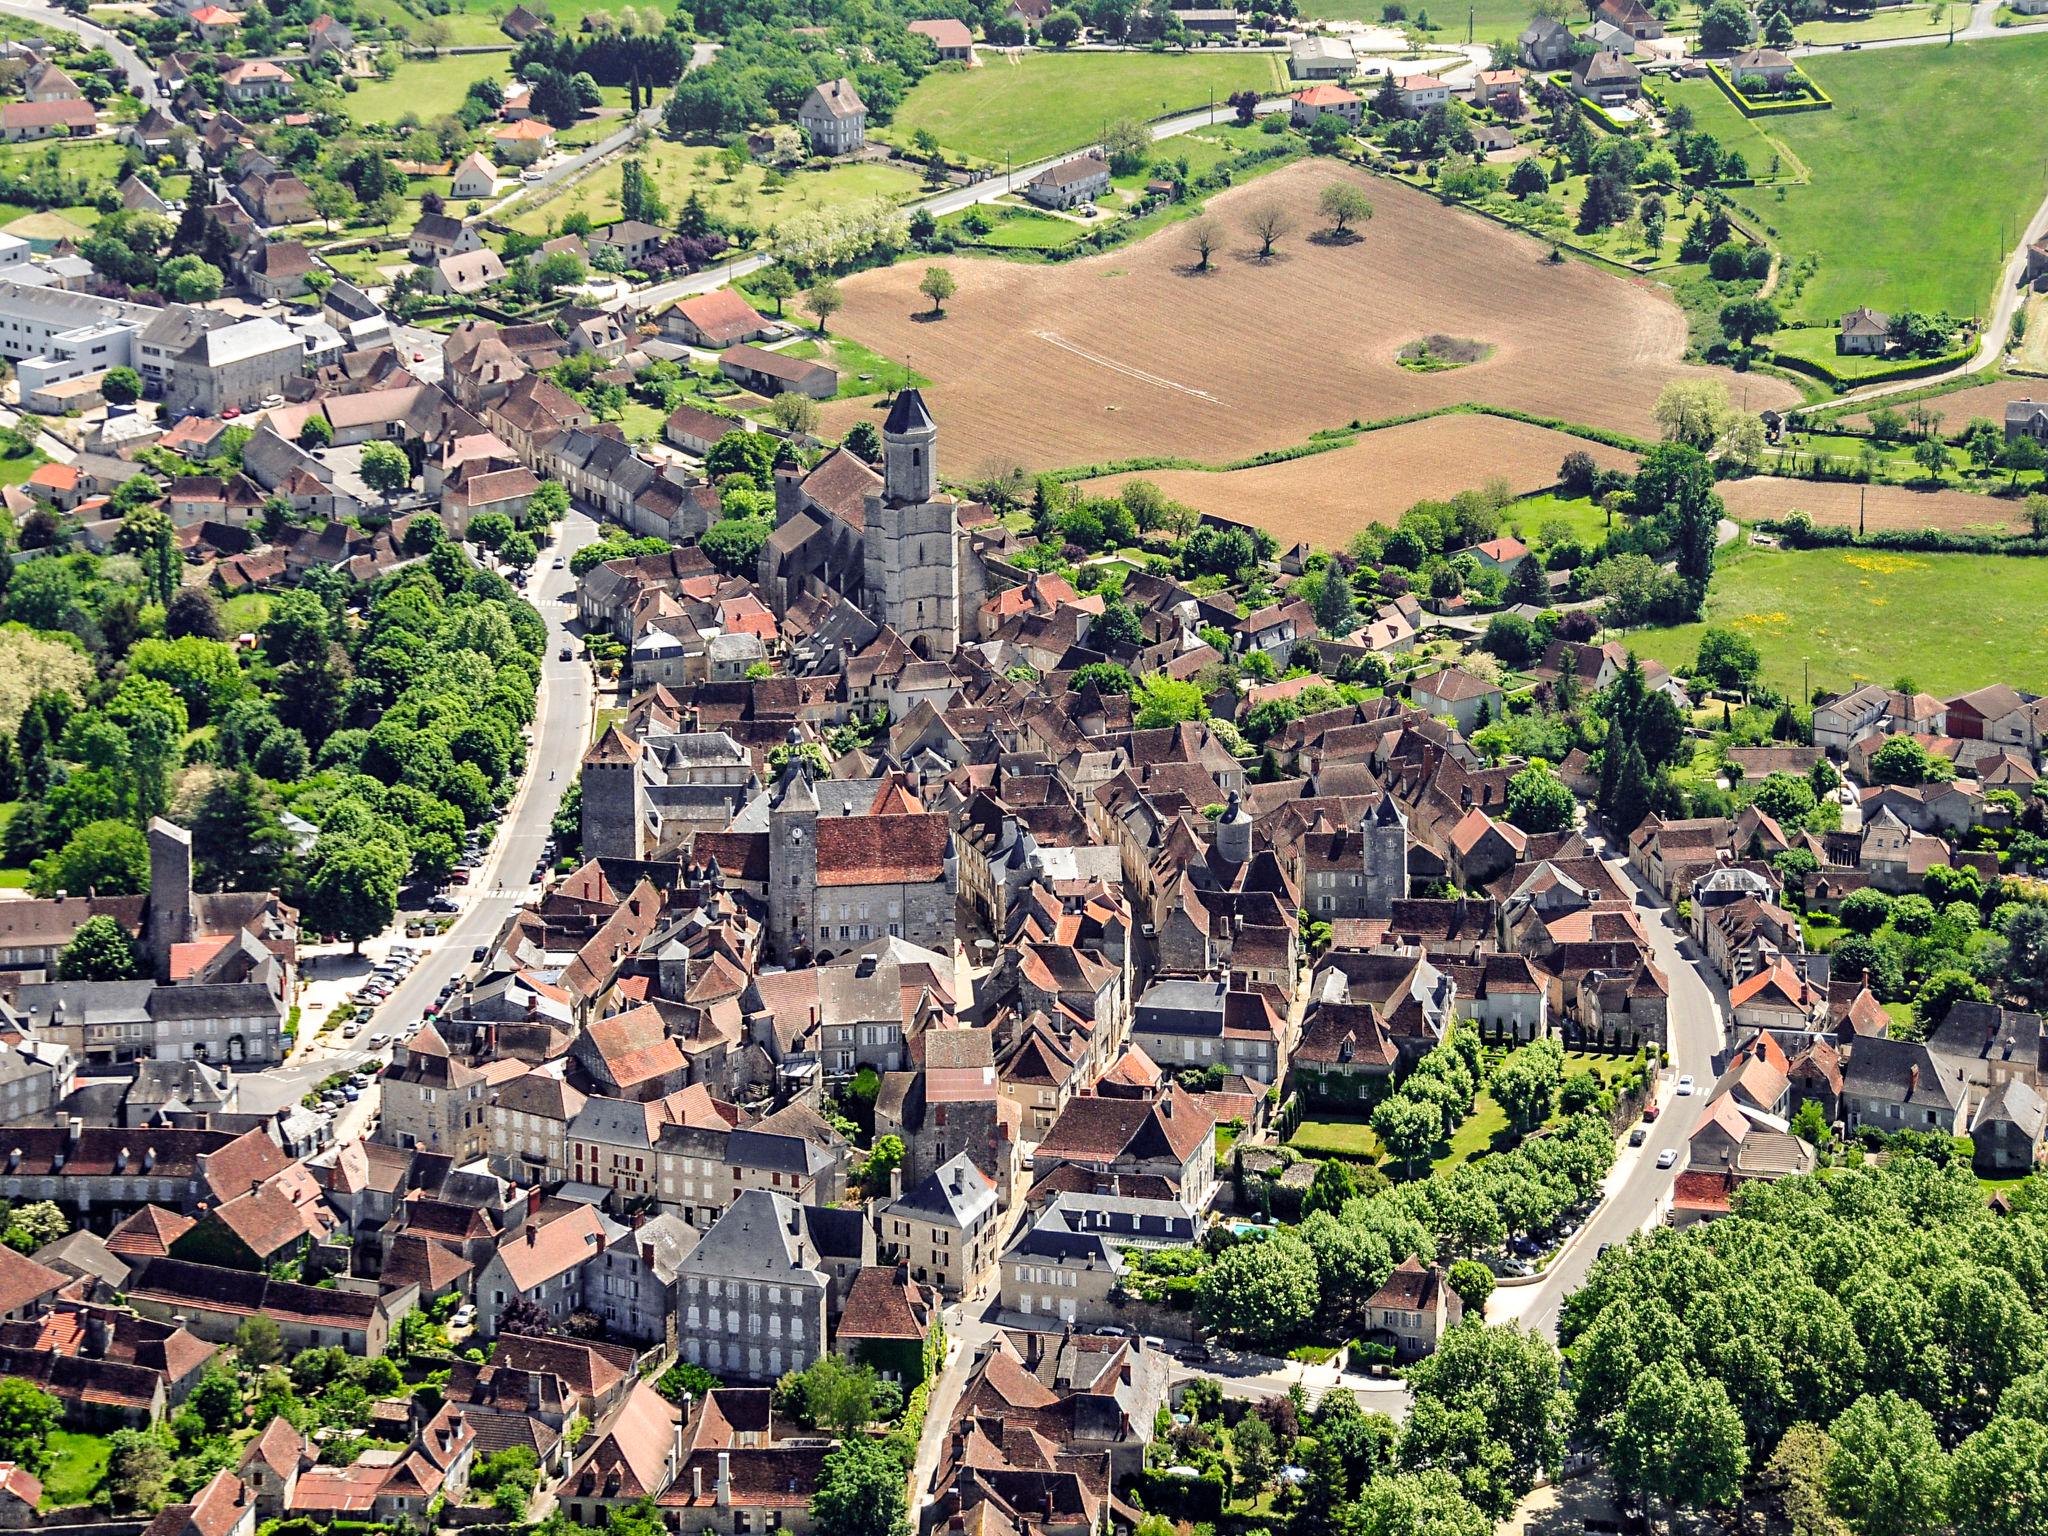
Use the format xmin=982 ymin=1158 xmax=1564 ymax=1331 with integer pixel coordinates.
xmin=107 ymin=1206 xmax=196 ymax=1257
xmin=814 ymin=813 xmax=949 ymax=886
xmin=0 ymin=1246 xmax=64 ymax=1317
xmin=496 ymin=1204 xmax=608 ymax=1292
xmin=0 ymin=99 xmax=95 ymax=130
xmin=836 ymin=1266 xmax=930 ymax=1340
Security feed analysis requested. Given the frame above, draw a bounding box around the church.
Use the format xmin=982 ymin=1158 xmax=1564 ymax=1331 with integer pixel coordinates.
xmin=757 ymin=390 xmax=989 ymax=659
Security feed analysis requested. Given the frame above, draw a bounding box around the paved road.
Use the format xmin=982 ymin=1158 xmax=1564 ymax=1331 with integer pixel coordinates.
xmin=1492 ymin=831 xmax=1725 ymax=1340
xmin=632 ymin=99 xmax=1282 ymax=310
xmin=233 ymin=510 xmax=602 ymax=1117
xmin=0 ymin=0 xmax=158 ymax=99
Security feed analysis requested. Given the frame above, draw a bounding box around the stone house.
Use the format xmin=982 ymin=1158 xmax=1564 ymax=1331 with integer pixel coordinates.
xmin=1839 ymin=306 xmax=1891 ymax=356
xmin=1361 ymin=1258 xmax=1462 ymax=1361
xmin=798 ymin=78 xmax=865 ymax=155
xmin=1025 ymin=151 xmax=1110 ymax=210
xmin=880 ymin=1152 xmax=1001 ymax=1298
xmin=1290 ymin=84 xmax=1362 ymax=128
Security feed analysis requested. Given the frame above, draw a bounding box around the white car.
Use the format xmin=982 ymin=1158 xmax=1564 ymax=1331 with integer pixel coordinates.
xmin=1676 ymin=1074 xmax=1696 ymax=1096
xmin=520 ymin=167 xmax=545 ymax=182
xmin=1656 ymin=1148 xmax=1679 ymax=1170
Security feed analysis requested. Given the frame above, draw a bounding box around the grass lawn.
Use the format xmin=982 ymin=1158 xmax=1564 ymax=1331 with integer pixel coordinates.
xmin=0 ymin=802 xmax=23 ymax=890
xmin=219 ymin=592 xmax=274 ymax=632
xmin=768 ymin=336 xmax=926 ymax=400
xmin=1503 ymin=491 xmax=1613 ymax=552
xmin=957 ymin=208 xmax=1096 ymax=249
xmin=0 ymin=207 xmax=97 ymax=244
xmin=1681 ymin=36 xmax=2048 ymax=323
xmin=1301 ymin=0 xmax=1530 ymax=41
xmin=614 ymin=399 xmax=667 ymax=445
xmin=344 ymin=53 xmax=506 ymax=128
xmin=507 ymin=147 xmax=920 ymax=236
xmin=1770 ymin=324 xmax=1926 ymax=380
xmin=0 ymin=139 xmax=129 ymax=181
xmin=1793 ymin=2 xmax=1957 ymax=42
xmin=881 ymin=50 xmax=1284 ymax=165
xmin=0 ymin=441 xmax=48 ymax=486
xmin=39 ymin=1431 xmax=109 ymax=1510
xmin=1289 ymin=1114 xmax=1381 ymax=1161
xmin=1627 ymin=542 xmax=2048 ymax=697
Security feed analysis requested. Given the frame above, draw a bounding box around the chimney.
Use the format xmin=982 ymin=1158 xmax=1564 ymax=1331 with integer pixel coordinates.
xmin=888 ymin=1167 xmax=902 ymax=1201
xmin=1909 ymin=1063 xmax=1920 ymax=1094
xmin=715 ymin=1450 xmax=731 ymax=1508
xmin=692 ymin=1466 xmax=702 ymax=1501
xmin=525 ymin=1223 xmax=537 ymax=1245
xmin=526 ymin=1187 xmax=541 ymax=1218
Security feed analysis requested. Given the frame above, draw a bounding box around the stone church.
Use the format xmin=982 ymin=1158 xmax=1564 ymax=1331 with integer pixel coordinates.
xmin=758 ymin=390 xmax=986 ymax=659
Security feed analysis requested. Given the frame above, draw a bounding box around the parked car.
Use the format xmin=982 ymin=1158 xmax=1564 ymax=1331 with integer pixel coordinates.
xmin=429 ymin=894 xmax=461 ymax=913
xmin=1656 ymin=1148 xmax=1678 ymax=1169
xmin=1642 ymin=1100 xmax=1661 ymax=1121
xmin=472 ymin=945 xmax=489 ymax=963
xmin=560 ymin=645 xmax=573 ymax=660
xmin=1628 ymin=1126 xmax=1647 ymax=1146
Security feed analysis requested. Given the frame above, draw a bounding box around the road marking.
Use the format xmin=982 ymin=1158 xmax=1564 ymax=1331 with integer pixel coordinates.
xmin=1031 ymin=330 xmax=1225 ymax=404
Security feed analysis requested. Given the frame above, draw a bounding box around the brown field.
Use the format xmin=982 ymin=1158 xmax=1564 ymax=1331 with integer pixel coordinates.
xmin=1830 ymin=379 xmax=2034 ymax=436
xmin=1084 ymin=414 xmax=1638 ymax=543
xmin=1719 ymin=475 xmax=2026 ymax=533
xmin=820 ymin=160 xmax=1798 ymax=471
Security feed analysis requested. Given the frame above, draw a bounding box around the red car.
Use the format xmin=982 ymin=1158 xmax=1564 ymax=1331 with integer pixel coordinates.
xmin=1641 ymin=1101 xmax=1661 ymax=1123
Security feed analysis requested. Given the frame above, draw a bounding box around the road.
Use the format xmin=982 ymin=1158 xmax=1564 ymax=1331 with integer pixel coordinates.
xmin=1491 ymin=830 xmax=1725 ymax=1340
xmin=234 ymin=509 xmax=602 ymax=1117
xmin=632 ymin=99 xmax=1282 ymax=310
xmin=0 ymin=0 xmax=157 ymax=98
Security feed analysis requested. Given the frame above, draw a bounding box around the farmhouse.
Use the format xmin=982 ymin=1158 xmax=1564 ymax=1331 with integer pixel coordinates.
xmin=1468 ymin=534 xmax=1530 ymax=573
xmin=190 ymin=6 xmax=240 ymax=45
xmin=1395 ymin=74 xmax=1452 ymax=116
xmin=1728 ymin=47 xmax=1795 ymax=88
xmin=1838 ymin=307 xmax=1890 ymax=355
xmin=501 ymin=3 xmax=547 ymax=37
xmin=1581 ymin=20 xmax=1637 ymax=53
xmin=221 ymin=59 xmax=292 ymax=103
xmin=718 ymin=343 xmax=838 ymax=400
xmin=307 ymin=13 xmax=354 ymax=64
xmin=488 ymin=118 xmax=556 ymax=162
xmin=908 ymin=17 xmax=974 ymax=60
xmin=2003 ymin=398 xmax=2048 ymax=444
xmin=408 ymin=214 xmax=482 ymax=262
xmin=1026 ymin=152 xmax=1110 ymax=210
xmin=1571 ymin=50 xmax=1642 ymax=106
xmin=1519 ymin=16 xmax=1573 ymax=68
xmin=664 ymin=404 xmax=744 ymax=456
xmin=1290 ymin=84 xmax=1362 ymax=129
xmin=450 ymin=152 xmax=497 ymax=200
xmin=800 ymin=78 xmax=866 ymax=155
xmin=0 ymin=99 xmax=94 ymax=141
xmin=1411 ymin=666 xmax=1503 ymax=733
xmin=1596 ymin=0 xmax=1663 ymax=38
xmin=662 ymin=289 xmax=774 ymax=348
xmin=429 ymin=250 xmax=506 ymax=298
xmin=1290 ymin=36 xmax=1356 ymax=79
xmin=1474 ymin=68 xmax=1524 ymax=113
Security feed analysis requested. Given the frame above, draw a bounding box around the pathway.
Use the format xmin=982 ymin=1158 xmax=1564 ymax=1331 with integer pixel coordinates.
xmin=0 ymin=0 xmax=157 ymax=99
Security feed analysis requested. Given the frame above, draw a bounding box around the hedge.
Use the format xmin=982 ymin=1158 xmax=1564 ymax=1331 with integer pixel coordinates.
xmin=1707 ymin=62 xmax=1834 ymax=116
xmin=1771 ymin=344 xmax=1976 ymax=393
xmin=1757 ymin=513 xmax=2048 ymax=556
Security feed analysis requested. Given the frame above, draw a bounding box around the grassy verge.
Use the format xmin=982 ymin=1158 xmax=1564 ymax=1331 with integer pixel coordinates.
xmin=39 ymin=1431 xmax=109 ymax=1510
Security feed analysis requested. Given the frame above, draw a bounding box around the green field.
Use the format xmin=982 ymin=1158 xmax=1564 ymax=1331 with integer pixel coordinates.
xmin=1302 ymin=0 xmax=1533 ymax=42
xmin=344 ymin=52 xmax=507 ymax=127
xmin=39 ymin=1432 xmax=109 ymax=1509
xmin=1771 ymin=323 xmax=1928 ymax=379
xmin=1629 ymin=543 xmax=2048 ymax=696
xmin=1503 ymin=491 xmax=1614 ymax=551
xmin=508 ymin=145 xmax=920 ymax=235
xmin=0 ymin=139 xmax=129 ymax=181
xmin=1665 ymin=37 xmax=2048 ymax=324
xmin=366 ymin=0 xmax=657 ymax=43
xmin=1793 ymin=2 xmax=1956 ymax=42
xmin=882 ymin=50 xmax=1284 ymax=165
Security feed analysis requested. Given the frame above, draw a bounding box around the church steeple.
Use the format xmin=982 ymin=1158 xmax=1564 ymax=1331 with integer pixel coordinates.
xmin=882 ymin=387 xmax=937 ymax=504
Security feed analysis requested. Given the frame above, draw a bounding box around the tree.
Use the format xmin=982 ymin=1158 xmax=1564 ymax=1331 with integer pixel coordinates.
xmin=1041 ymin=7 xmax=1081 ymax=43
xmin=861 ymin=1134 xmax=904 ymax=1189
xmin=299 ymin=413 xmax=333 ymax=448
xmin=1508 ymin=157 xmax=1549 ymax=199
xmin=1373 ymin=1092 xmax=1442 ymax=1174
xmin=235 ymin=1315 xmax=283 ymax=1369
xmin=1608 ymin=1363 xmax=1748 ymax=1522
xmin=1999 ymin=435 xmax=2047 ymax=486
xmin=1319 ymin=181 xmax=1374 ymax=236
xmin=57 ymin=914 xmax=145 ymax=980
xmin=1403 ymin=1323 xmax=1568 ymax=1519
xmin=1132 ymin=675 xmax=1207 ymax=728
xmin=1300 ymin=1157 xmax=1359 ymax=1219
xmin=1 ymin=1201 xmax=64 ymax=1255
xmin=756 ymin=265 xmax=797 ymax=317
xmin=101 ymin=366 xmax=141 ymax=406
xmin=1720 ymin=295 xmax=1781 ymax=348
xmin=104 ymin=1428 xmax=172 ymax=1514
xmin=31 ymin=820 xmax=151 ymax=898
xmin=1313 ymin=561 xmax=1355 ymax=635
xmin=1447 ymin=1258 xmax=1496 ymax=1313
xmin=1653 ymin=380 xmax=1735 ymax=452
xmin=917 ymin=264 xmax=956 ymax=316
xmin=1087 ymin=598 xmax=1143 ymax=652
xmin=1491 ymin=1036 xmax=1565 ymax=1132
xmin=1699 ymin=0 xmax=1754 ymax=46
xmin=1694 ymin=626 xmax=1762 ymax=693
xmin=1184 ymin=215 xmax=1219 ymax=272
xmin=1195 ymin=1233 xmax=1318 ymax=1348
xmin=809 ymin=1435 xmax=908 ymax=1536
xmin=768 ymin=392 xmax=821 ymax=434
xmin=1244 ymin=200 xmax=1291 ymax=259
xmin=1916 ymin=968 xmax=1990 ymax=1029
xmin=301 ymin=835 xmax=404 ymax=951
xmin=788 ymin=1354 xmax=880 ymax=1435
xmin=1870 ymin=735 xmax=1941 ymax=785
xmin=802 ymin=275 xmax=843 ymax=334
xmin=158 ymin=254 xmax=224 ymax=303
xmin=1827 ymin=1392 xmax=1950 ymax=1536
xmin=1505 ymin=763 xmax=1574 ymax=833
xmin=1101 ymin=117 xmax=1151 ymax=175
xmin=166 ymin=586 xmax=226 ymax=642
xmin=1950 ymin=1414 xmax=2048 ymax=1536
xmin=1351 ymin=1469 xmax=1492 ymax=1536
xmin=0 ymin=1380 xmax=60 ymax=1472
xmin=359 ymin=440 xmax=411 ymax=501
xmin=699 ymin=516 xmax=771 ymax=577
xmin=1839 ymin=886 xmax=1894 ymax=935
xmin=844 ymin=421 xmax=882 ymax=463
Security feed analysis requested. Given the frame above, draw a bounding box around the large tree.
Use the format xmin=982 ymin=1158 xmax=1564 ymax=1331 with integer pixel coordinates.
xmin=1402 ymin=1323 xmax=1569 ymax=1518
xmin=809 ymin=1435 xmax=908 ymax=1536
xmin=57 ymin=914 xmax=146 ymax=980
xmin=1195 ymin=1233 xmax=1318 ymax=1349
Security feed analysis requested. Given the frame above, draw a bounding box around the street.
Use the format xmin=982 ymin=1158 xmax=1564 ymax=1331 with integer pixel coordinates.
xmin=235 ymin=509 xmax=604 ymax=1121
xmin=1491 ymin=831 xmax=1725 ymax=1339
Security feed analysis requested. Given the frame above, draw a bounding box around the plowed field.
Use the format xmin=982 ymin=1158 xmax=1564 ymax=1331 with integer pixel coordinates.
xmin=1719 ymin=476 xmax=2026 ymax=534
xmin=820 ymin=160 xmax=1799 ymax=472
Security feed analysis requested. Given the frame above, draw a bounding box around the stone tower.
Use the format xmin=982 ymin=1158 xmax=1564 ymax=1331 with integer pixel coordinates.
xmin=1214 ymin=790 xmax=1252 ymax=868
xmin=1364 ymin=796 xmax=1409 ymax=919
xmin=765 ymin=742 xmax=820 ymax=965
xmin=580 ymin=725 xmax=650 ymax=861
xmin=145 ymin=818 xmax=196 ymax=984
xmin=862 ymin=388 xmax=959 ymax=659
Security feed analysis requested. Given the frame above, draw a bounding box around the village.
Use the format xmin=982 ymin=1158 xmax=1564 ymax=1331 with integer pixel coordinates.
xmin=0 ymin=0 xmax=2042 ymax=1532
